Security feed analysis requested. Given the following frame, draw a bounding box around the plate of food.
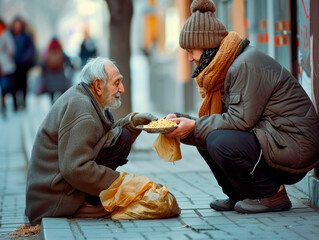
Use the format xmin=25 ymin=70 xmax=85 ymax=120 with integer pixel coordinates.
xmin=136 ymin=118 xmax=178 ymax=133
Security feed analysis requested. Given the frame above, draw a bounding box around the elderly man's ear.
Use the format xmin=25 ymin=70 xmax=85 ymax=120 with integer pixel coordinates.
xmin=92 ymin=79 xmax=104 ymax=96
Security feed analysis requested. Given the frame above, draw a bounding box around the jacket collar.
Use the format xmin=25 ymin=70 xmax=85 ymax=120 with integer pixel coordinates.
xmin=79 ymin=82 xmax=112 ymax=127
xmin=235 ymin=38 xmax=250 ymax=59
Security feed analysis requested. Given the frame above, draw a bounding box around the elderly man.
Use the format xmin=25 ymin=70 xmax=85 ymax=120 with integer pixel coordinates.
xmin=25 ymin=57 xmax=157 ymax=225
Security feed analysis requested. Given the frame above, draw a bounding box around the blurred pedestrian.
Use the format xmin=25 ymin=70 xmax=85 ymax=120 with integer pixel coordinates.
xmin=25 ymin=56 xmax=158 ymax=225
xmin=79 ymin=29 xmax=97 ymax=66
xmin=10 ymin=16 xmax=35 ymax=111
xmin=165 ymin=0 xmax=319 ymax=214
xmin=41 ymin=37 xmax=73 ymax=104
xmin=0 ymin=18 xmax=16 ymax=116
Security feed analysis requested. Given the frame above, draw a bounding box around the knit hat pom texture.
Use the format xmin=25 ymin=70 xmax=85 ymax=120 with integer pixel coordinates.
xmin=191 ymin=0 xmax=216 ymax=13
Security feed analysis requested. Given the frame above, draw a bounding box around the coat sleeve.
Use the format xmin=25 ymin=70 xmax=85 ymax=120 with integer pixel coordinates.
xmin=194 ymin=61 xmax=274 ymax=143
xmin=58 ymin=113 xmax=120 ymax=196
xmin=112 ymin=112 xmax=142 ymax=144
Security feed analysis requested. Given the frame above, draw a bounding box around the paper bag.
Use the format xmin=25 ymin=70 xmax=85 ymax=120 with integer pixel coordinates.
xmin=152 ymin=134 xmax=182 ymax=163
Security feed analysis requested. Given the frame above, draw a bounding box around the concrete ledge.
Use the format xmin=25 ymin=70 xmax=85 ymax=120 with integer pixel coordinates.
xmin=294 ymin=171 xmax=312 ymax=195
xmin=40 ymin=218 xmax=74 ymax=240
xmin=294 ymin=170 xmax=319 ymax=208
xmin=309 ymin=176 xmax=319 ymax=208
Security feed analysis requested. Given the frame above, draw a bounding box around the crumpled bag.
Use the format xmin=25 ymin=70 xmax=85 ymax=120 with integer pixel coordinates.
xmin=99 ymin=172 xmax=181 ymax=220
xmin=152 ymin=134 xmax=182 ymax=163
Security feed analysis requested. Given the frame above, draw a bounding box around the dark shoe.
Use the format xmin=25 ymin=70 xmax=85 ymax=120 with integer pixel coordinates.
xmin=234 ymin=186 xmax=292 ymax=214
xmin=210 ymin=198 xmax=236 ymax=211
xmin=73 ymin=203 xmax=110 ymax=218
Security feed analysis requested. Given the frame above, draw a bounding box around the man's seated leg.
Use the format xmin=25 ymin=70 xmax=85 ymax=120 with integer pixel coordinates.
xmin=73 ymin=202 xmax=110 ymax=218
xmin=95 ymin=128 xmax=132 ymax=170
xmin=74 ymin=128 xmax=132 ymax=216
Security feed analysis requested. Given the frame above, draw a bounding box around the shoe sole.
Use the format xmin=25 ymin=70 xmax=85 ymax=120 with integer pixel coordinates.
xmin=235 ymin=202 xmax=292 ymax=214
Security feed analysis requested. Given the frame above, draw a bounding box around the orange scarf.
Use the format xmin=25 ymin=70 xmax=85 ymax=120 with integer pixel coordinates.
xmin=196 ymin=31 xmax=243 ymax=117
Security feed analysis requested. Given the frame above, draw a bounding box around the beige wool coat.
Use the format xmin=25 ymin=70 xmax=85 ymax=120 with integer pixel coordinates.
xmin=179 ymin=39 xmax=319 ymax=175
xmin=25 ymin=83 xmax=141 ymax=225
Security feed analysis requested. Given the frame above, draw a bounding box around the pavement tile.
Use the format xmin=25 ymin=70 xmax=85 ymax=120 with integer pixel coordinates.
xmin=180 ymin=217 xmax=210 ymax=226
xmin=142 ymin=230 xmax=190 ymax=238
xmin=196 ymin=209 xmax=224 ymax=217
xmin=203 ymin=216 xmax=236 ymax=225
xmin=41 ymin=228 xmax=74 ymax=239
xmin=111 ymin=221 xmax=136 ymax=229
xmin=131 ymin=219 xmax=166 ymax=227
xmin=117 ymin=227 xmax=153 ymax=233
xmin=86 ymin=237 xmax=116 ymax=240
xmin=161 ymin=220 xmax=187 ymax=228
xmin=150 ymin=226 xmax=170 ymax=232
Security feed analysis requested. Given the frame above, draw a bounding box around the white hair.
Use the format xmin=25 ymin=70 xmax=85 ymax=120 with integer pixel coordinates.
xmin=80 ymin=57 xmax=116 ymax=85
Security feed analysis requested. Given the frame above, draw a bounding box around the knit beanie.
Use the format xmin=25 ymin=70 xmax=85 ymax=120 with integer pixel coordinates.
xmin=179 ymin=0 xmax=228 ymax=49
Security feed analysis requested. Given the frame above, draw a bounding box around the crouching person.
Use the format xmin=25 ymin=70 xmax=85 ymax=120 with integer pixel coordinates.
xmin=25 ymin=57 xmax=157 ymax=225
xmin=165 ymin=0 xmax=319 ymax=214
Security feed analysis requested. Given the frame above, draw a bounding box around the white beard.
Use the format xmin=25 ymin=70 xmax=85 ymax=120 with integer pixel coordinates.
xmin=107 ymin=92 xmax=122 ymax=109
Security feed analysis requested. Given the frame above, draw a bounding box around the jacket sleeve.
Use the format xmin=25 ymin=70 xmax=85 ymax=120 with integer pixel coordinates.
xmin=58 ymin=114 xmax=120 ymax=196
xmin=194 ymin=61 xmax=274 ymax=143
xmin=175 ymin=112 xmax=197 ymax=120
xmin=112 ymin=112 xmax=141 ymax=144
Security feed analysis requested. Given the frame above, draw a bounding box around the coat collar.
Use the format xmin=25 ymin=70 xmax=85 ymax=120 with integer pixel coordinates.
xmin=80 ymin=82 xmax=113 ymax=127
xmin=235 ymin=38 xmax=250 ymax=59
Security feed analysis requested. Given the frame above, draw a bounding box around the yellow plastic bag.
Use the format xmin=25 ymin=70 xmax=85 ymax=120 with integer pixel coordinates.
xmin=152 ymin=134 xmax=182 ymax=163
xmin=99 ymin=172 xmax=181 ymax=220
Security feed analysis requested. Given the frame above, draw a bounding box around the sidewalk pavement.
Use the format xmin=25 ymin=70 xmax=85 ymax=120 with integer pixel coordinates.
xmin=1 ymin=94 xmax=319 ymax=240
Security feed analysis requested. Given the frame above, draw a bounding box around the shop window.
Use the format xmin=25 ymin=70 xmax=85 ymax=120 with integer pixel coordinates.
xmin=246 ymin=0 xmax=292 ymax=72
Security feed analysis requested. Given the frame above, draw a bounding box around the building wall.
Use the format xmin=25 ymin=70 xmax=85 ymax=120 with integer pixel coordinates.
xmin=310 ymin=0 xmax=319 ymax=176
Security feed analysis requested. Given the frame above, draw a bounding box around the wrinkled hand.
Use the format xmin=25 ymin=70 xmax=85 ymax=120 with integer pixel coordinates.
xmin=132 ymin=113 xmax=158 ymax=127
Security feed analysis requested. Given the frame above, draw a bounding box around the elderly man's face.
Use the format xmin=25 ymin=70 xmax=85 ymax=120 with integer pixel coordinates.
xmin=102 ymin=63 xmax=124 ymax=109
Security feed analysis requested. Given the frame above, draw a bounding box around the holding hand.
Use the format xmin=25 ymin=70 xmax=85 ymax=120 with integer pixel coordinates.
xmin=132 ymin=113 xmax=158 ymax=127
xmin=164 ymin=117 xmax=195 ymax=139
xmin=166 ymin=114 xmax=177 ymax=120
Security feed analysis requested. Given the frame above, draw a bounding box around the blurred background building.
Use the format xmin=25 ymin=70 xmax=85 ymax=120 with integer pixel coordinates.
xmin=139 ymin=0 xmax=317 ymax=116
xmin=0 ymin=0 xmax=318 ymax=204
xmin=0 ymin=0 xmax=317 ymax=114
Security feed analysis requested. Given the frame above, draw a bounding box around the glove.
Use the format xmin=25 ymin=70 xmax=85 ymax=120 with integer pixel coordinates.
xmin=132 ymin=113 xmax=158 ymax=127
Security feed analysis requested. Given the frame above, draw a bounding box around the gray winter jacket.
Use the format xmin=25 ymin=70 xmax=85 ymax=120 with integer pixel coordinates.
xmin=25 ymin=83 xmax=140 ymax=225
xmin=180 ymin=40 xmax=319 ymax=174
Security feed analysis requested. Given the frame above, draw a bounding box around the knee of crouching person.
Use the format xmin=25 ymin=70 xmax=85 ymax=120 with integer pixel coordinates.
xmin=206 ymin=130 xmax=225 ymax=151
